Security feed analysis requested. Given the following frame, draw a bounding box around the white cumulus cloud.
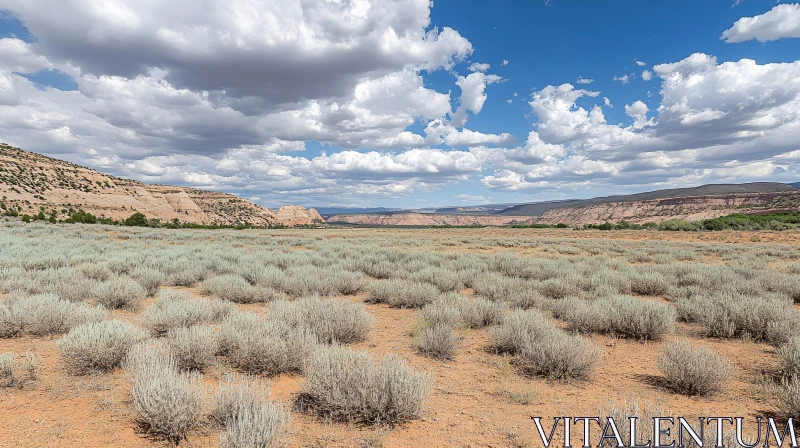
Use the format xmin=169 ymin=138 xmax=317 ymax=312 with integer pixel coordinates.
xmin=722 ymin=3 xmax=800 ymax=43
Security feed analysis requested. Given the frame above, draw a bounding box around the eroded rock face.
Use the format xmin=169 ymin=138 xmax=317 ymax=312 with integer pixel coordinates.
xmin=534 ymin=192 xmax=800 ymax=225
xmin=274 ymin=205 xmax=324 ymax=226
xmin=327 ymin=192 xmax=800 ymax=227
xmin=326 ymin=213 xmax=536 ymax=226
xmin=0 ymin=144 xmax=322 ymax=227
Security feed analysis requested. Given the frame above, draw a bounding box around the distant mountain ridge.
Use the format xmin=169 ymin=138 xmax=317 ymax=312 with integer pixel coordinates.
xmin=327 ymin=182 xmax=800 ymax=226
xmin=0 ymin=144 xmax=323 ymax=226
xmin=496 ymin=182 xmax=798 ymax=216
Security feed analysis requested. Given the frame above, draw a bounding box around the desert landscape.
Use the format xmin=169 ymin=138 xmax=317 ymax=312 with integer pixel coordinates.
xmin=3 ymin=0 xmax=800 ymax=446
xmin=2 ymin=223 xmax=800 ymax=447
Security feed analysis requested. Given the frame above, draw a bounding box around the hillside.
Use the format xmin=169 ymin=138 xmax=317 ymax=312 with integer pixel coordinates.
xmin=0 ymin=144 xmax=323 ymax=226
xmin=497 ymin=182 xmax=797 ymax=216
xmin=327 ymin=182 xmax=800 ymax=227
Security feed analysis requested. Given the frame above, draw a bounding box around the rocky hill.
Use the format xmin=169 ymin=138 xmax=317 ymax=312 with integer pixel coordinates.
xmin=327 ymin=213 xmax=537 ymax=227
xmin=0 ymin=144 xmax=323 ymax=227
xmin=497 ymin=182 xmax=797 ymax=216
xmin=327 ymin=184 xmax=800 ymax=227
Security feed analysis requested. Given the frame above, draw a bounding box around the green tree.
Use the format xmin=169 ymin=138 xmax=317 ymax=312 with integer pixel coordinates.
xmin=124 ymin=212 xmax=148 ymax=227
xmin=22 ymin=214 xmax=30 ymax=223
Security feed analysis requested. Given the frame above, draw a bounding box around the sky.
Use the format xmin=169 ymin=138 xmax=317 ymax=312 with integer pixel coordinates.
xmin=0 ymin=1 xmax=799 ymax=209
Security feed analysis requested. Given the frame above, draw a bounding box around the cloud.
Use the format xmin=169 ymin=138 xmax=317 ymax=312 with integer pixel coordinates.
xmin=468 ymin=62 xmax=490 ymax=72
xmin=624 ymin=100 xmax=653 ymax=129
xmin=501 ymin=60 xmax=509 ymax=66
xmin=576 ymin=76 xmax=594 ymax=84
xmin=722 ymin=3 xmax=800 ymax=43
xmin=613 ymin=74 xmax=631 ymax=84
xmin=604 ymin=97 xmax=613 ymax=108
xmin=0 ymin=0 xmax=528 ymax=205
xmin=635 ymin=60 xmax=647 ymax=67
xmin=481 ymin=53 xmax=800 ymax=192
xmin=0 ymin=38 xmax=55 ymax=73
xmin=449 ymin=72 xmax=503 ymax=127
xmin=2 ymin=0 xmax=473 ymax=110
xmin=454 ymin=194 xmax=487 ymax=202
xmin=641 ymin=70 xmax=653 ymax=81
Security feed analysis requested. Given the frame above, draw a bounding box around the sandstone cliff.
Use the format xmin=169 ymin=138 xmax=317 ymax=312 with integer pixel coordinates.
xmin=327 ymin=191 xmax=800 ymax=227
xmin=326 ymin=213 xmax=535 ymax=226
xmin=0 ymin=144 xmax=323 ymax=227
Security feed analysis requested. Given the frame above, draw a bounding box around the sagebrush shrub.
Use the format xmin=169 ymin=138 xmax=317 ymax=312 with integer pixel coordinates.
xmin=129 ymin=267 xmax=166 ymax=296
xmin=0 ymin=352 xmax=14 ymax=379
xmin=10 ymin=293 xmax=108 ymax=337
xmin=489 ymin=309 xmax=601 ymax=380
xmin=0 ymin=301 xmax=23 ymax=337
xmin=414 ymin=324 xmax=459 ymax=360
xmin=40 ymin=269 xmax=95 ymax=302
xmin=778 ymin=336 xmax=800 ymax=379
xmin=421 ymin=293 xmax=464 ymax=328
xmin=631 ymin=272 xmax=671 ymax=296
xmin=219 ymin=403 xmax=291 ymax=448
xmin=779 ymin=377 xmax=800 ymax=418
xmin=202 ymin=275 xmax=274 ymax=303
xmin=303 ymin=345 xmax=432 ymax=424
xmin=58 ymin=319 xmax=148 ymax=373
xmin=130 ymin=361 xmax=205 ymax=444
xmin=223 ymin=315 xmax=318 ymax=375
xmin=600 ymin=398 xmax=737 ymax=448
xmin=168 ymin=325 xmax=218 ymax=371
xmin=658 ymin=341 xmax=733 ymax=395
xmin=561 ymin=295 xmax=675 ymax=340
xmin=411 ymin=267 xmax=462 ymax=292
xmin=80 ymin=263 xmax=112 ymax=281
xmin=489 ymin=309 xmax=556 ymax=354
xmin=680 ymin=293 xmax=794 ymax=342
xmin=168 ymin=267 xmax=206 ymax=287
xmin=516 ymin=332 xmax=601 ymax=380
xmin=537 ymin=278 xmax=581 ymax=300
xmin=460 ymin=297 xmax=504 ymax=328
xmin=124 ymin=338 xmax=178 ymax=378
xmin=212 ymin=373 xmax=272 ymax=426
xmin=21 ymin=351 xmax=40 ymax=379
xmin=368 ymin=279 xmax=439 ymax=308
xmin=140 ymin=290 xmax=234 ymax=335
xmin=92 ymin=277 xmax=147 ymax=310
xmin=268 ymin=297 xmax=373 ymax=344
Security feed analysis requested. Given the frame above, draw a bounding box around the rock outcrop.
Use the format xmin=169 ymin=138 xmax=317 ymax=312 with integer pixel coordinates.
xmin=327 ymin=213 xmax=536 ymax=226
xmin=327 ymin=192 xmax=800 ymax=227
xmin=0 ymin=143 xmax=323 ymax=227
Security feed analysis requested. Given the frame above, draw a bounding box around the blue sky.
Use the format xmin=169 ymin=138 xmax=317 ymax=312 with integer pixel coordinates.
xmin=0 ymin=0 xmax=799 ymax=209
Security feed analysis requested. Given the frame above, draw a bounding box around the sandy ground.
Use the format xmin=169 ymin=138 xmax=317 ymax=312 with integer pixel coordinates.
xmin=1 ymin=228 xmax=796 ymax=447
